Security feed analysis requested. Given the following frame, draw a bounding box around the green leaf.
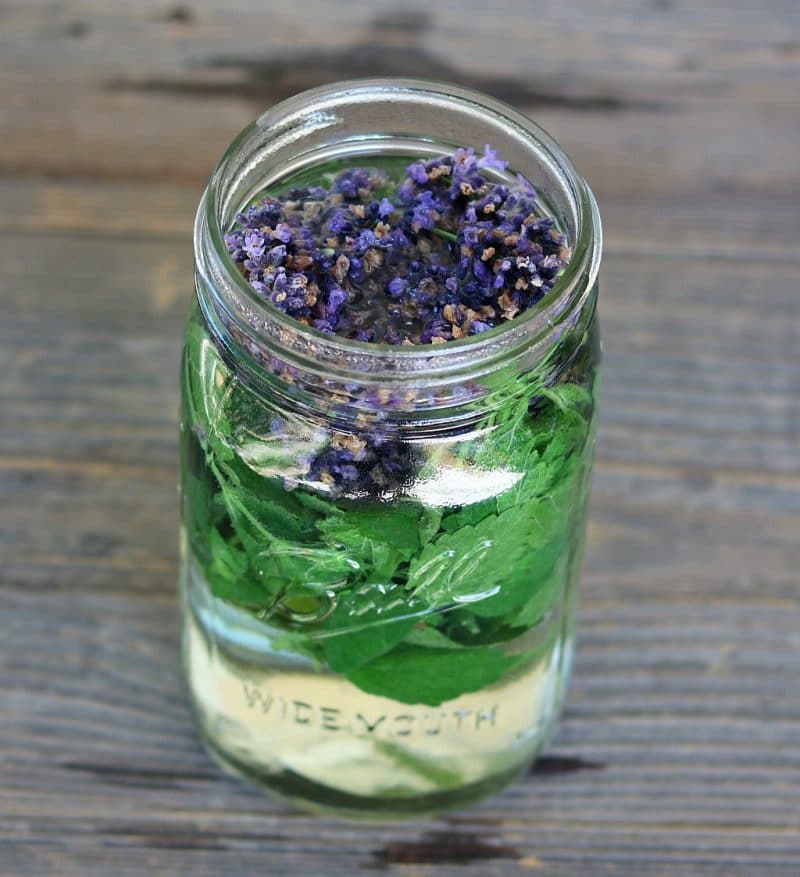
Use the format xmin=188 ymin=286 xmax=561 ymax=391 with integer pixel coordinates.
xmin=206 ymin=530 xmax=271 ymax=607
xmin=508 ymin=564 xmax=564 ymax=628
xmin=440 ymin=497 xmax=496 ymax=534
xmin=255 ymin=540 xmax=360 ymax=593
xmin=320 ymin=503 xmax=429 ymax=556
xmin=469 ymin=534 xmax=565 ymax=621
xmin=293 ymin=488 xmax=342 ymax=519
xmin=319 ymin=583 xmax=424 ymax=673
xmin=348 ymin=643 xmax=528 ymax=706
xmin=316 ymin=518 xmax=402 ymax=583
xmin=403 ymin=624 xmax=465 ymax=649
xmin=317 ymin=502 xmax=441 ymax=584
xmin=407 ymin=498 xmax=566 ymax=620
xmin=217 ymin=454 xmax=325 ymax=534
xmin=469 ymin=366 xmax=594 ymax=480
xmin=241 ymin=494 xmax=306 ymax=542
xmin=181 ymin=469 xmax=213 ymax=559
xmin=372 ymin=739 xmax=463 ymax=789
xmin=347 ymin=509 xmax=420 ymax=553
xmin=209 ymin=459 xmax=274 ymax=558
xmin=418 ymin=506 xmax=444 ymax=545
xmin=540 ymin=381 xmax=593 ymax=413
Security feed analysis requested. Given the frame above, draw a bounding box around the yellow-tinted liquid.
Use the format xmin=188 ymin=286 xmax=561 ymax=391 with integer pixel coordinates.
xmin=182 ymin=545 xmax=571 ymax=816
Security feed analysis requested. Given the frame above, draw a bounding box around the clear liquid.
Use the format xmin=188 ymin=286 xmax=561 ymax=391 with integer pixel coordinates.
xmin=181 ymin=538 xmax=572 ymax=817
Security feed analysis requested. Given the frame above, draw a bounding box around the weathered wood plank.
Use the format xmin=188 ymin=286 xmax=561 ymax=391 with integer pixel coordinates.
xmin=1 ymin=216 xmax=799 ymax=875
xmin=2 ymin=1 xmax=799 ymax=874
xmin=0 ymin=0 xmax=798 ymax=202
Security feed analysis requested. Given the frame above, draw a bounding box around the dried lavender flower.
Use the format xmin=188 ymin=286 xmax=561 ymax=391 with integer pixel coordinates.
xmin=225 ymin=145 xmax=571 ymax=346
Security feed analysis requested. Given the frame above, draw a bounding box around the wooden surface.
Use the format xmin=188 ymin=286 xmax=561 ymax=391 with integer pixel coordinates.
xmin=1 ymin=2 xmax=799 ymax=874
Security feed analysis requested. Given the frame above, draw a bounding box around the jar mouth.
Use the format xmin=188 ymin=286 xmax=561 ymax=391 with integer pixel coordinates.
xmin=196 ymin=77 xmax=601 ymax=384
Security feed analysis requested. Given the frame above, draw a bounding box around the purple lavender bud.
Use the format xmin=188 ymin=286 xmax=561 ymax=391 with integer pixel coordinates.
xmin=271 ymin=268 xmax=289 ymax=293
xmin=397 ymin=180 xmax=416 ymax=204
xmin=386 ymin=276 xmax=408 ymax=298
xmin=243 ymin=258 xmax=264 ymax=273
xmin=470 ymin=320 xmax=493 ymax=334
xmin=331 ymin=169 xmax=357 ymax=198
xmin=271 ymin=223 xmax=293 ymax=244
xmin=408 ymin=162 xmax=428 ymax=184
xmin=478 ymin=144 xmax=509 ymax=173
xmin=385 ymin=228 xmax=411 ymax=251
xmin=249 ymin=279 xmax=267 ymax=295
xmin=224 ymin=230 xmax=243 ymax=250
xmin=472 ymin=259 xmax=492 ymax=284
xmin=411 ymin=190 xmax=438 ymax=230
xmin=423 ymin=313 xmax=450 ymax=339
xmin=383 ymin=326 xmax=403 ymax=345
xmin=270 ymin=291 xmax=290 ymax=312
xmin=267 ymin=244 xmax=287 ymax=266
xmin=463 ymin=226 xmax=481 ymax=247
xmin=331 ymin=167 xmax=378 ymax=199
xmin=243 ymin=229 xmax=265 ymax=257
xmin=328 ymin=209 xmax=351 ymax=235
xmin=452 ymin=147 xmax=478 ymax=177
xmin=356 ymin=229 xmax=377 ymax=251
xmin=339 ymin=464 xmax=359 ymax=481
xmin=326 ymin=285 xmax=348 ymax=320
xmin=348 ymin=256 xmax=363 ymax=280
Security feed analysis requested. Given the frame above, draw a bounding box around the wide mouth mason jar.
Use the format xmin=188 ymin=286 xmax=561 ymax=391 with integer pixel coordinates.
xmin=181 ymin=78 xmax=602 ymax=818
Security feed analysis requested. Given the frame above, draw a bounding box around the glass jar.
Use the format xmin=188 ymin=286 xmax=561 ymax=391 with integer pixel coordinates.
xmin=180 ymin=79 xmax=601 ymax=817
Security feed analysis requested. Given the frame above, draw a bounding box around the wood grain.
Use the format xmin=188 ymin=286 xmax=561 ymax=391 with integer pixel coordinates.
xmin=0 ymin=0 xmax=798 ymax=199
xmin=1 ymin=1 xmax=799 ymax=875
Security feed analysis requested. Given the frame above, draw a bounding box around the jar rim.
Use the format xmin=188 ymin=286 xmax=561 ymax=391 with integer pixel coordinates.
xmin=196 ymin=77 xmax=601 ymax=383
